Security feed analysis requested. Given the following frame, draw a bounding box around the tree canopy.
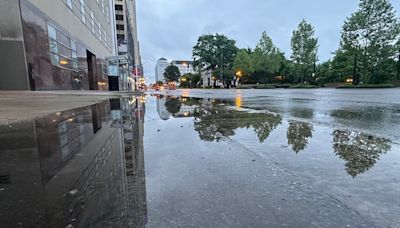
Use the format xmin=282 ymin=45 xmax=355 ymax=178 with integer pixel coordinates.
xmin=190 ymin=1 xmax=400 ymax=86
xmin=252 ymin=32 xmax=285 ymax=83
xmin=340 ymin=0 xmax=400 ymax=84
xmin=193 ymin=33 xmax=238 ymax=84
xmin=291 ymin=20 xmax=319 ymax=84
xmin=164 ymin=65 xmax=181 ymax=82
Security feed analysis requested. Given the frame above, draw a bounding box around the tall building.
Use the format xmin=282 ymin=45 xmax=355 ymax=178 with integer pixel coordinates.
xmin=114 ymin=0 xmax=128 ymax=55
xmin=155 ymin=58 xmax=169 ymax=82
xmin=125 ymin=0 xmax=142 ymax=72
xmin=171 ymin=60 xmax=195 ymax=76
xmin=0 ymin=0 xmax=117 ymax=91
xmin=113 ymin=0 xmax=143 ymax=90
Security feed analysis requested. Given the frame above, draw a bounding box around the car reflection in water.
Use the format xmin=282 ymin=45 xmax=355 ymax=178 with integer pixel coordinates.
xmin=157 ymin=96 xmax=395 ymax=178
xmin=0 ymin=97 xmax=147 ymax=228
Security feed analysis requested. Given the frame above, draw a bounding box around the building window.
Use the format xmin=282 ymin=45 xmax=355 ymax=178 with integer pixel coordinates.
xmin=117 ymin=34 xmax=125 ymax=40
xmin=92 ymin=17 xmax=96 ymax=34
xmin=115 ymin=5 xmax=123 ymax=11
xmin=47 ymin=23 xmax=78 ymax=71
xmin=116 ymin=24 xmax=124 ymax=30
xmin=116 ymin=15 xmax=123 ymax=20
xmin=66 ymin=0 xmax=72 ymax=9
xmin=98 ymin=22 xmax=102 ymax=41
xmin=80 ymin=0 xmax=85 ymax=24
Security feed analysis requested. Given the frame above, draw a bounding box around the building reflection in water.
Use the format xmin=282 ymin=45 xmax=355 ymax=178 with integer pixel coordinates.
xmin=332 ymin=129 xmax=392 ymax=177
xmin=286 ymin=121 xmax=314 ymax=153
xmin=0 ymin=98 xmax=147 ymax=228
xmin=157 ymin=95 xmax=199 ymax=119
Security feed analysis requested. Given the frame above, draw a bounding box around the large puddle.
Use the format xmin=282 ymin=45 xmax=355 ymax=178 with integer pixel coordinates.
xmin=0 ymin=94 xmax=399 ymax=227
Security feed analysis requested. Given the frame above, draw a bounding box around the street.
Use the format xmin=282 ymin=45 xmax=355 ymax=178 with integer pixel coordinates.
xmin=0 ymin=88 xmax=399 ymax=227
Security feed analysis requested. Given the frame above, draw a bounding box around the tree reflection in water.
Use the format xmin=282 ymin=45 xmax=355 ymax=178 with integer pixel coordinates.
xmin=165 ymin=97 xmax=182 ymax=116
xmin=332 ymin=130 xmax=391 ymax=177
xmin=193 ymin=101 xmax=282 ymax=142
xmin=286 ymin=121 xmax=314 ymax=153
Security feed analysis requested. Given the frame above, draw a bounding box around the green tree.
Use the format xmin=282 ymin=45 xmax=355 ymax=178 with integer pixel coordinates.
xmin=340 ymin=0 xmax=400 ymax=84
xmin=233 ymin=49 xmax=254 ymax=83
xmin=330 ymin=49 xmax=354 ymax=83
xmin=291 ymin=20 xmax=319 ymax=84
xmin=193 ymin=33 xmax=238 ymax=85
xmin=179 ymin=73 xmax=201 ymax=88
xmin=315 ymin=61 xmax=332 ymax=86
xmin=164 ymin=65 xmax=181 ymax=82
xmin=252 ymin=32 xmax=284 ymax=83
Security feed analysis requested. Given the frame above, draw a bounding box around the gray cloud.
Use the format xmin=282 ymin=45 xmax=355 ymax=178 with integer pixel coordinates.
xmin=136 ymin=0 xmax=400 ymax=82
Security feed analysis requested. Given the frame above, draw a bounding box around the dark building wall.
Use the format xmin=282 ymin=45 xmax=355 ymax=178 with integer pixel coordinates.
xmin=0 ymin=0 xmax=110 ymax=91
xmin=20 ymin=0 xmax=91 ymax=90
xmin=0 ymin=0 xmax=30 ymax=90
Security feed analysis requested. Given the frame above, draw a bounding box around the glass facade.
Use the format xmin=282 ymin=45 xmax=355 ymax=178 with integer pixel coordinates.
xmin=47 ymin=23 xmax=79 ymax=71
xmin=61 ymin=0 xmax=112 ymax=51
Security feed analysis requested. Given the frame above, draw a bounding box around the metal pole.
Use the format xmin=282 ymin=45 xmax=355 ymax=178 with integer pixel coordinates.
xmin=135 ymin=64 xmax=139 ymax=91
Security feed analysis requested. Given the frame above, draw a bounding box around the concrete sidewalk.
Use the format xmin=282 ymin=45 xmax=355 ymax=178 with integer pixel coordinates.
xmin=0 ymin=90 xmax=142 ymax=124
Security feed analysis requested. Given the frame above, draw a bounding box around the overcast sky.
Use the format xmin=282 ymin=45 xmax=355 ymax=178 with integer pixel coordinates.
xmin=136 ymin=0 xmax=400 ymax=82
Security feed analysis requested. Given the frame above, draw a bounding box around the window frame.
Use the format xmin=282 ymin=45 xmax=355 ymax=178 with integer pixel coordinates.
xmin=47 ymin=23 xmax=79 ymax=72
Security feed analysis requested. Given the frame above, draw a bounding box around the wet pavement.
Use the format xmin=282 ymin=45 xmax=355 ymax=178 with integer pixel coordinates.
xmin=0 ymin=89 xmax=399 ymax=227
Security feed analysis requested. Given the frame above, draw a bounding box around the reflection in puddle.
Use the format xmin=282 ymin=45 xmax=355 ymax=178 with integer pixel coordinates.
xmin=2 ymin=94 xmax=398 ymax=227
xmin=0 ymin=98 xmax=147 ymax=228
xmin=331 ymin=107 xmax=385 ymax=121
xmin=332 ymin=130 xmax=392 ymax=177
xmin=287 ymin=121 xmax=314 ymax=153
xmin=156 ymin=96 xmax=396 ymax=178
xmin=192 ymin=100 xmax=282 ymax=143
xmin=165 ymin=97 xmax=182 ymax=116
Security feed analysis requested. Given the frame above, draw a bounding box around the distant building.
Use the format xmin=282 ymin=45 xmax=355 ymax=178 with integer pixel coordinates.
xmin=155 ymin=58 xmax=169 ymax=82
xmin=171 ymin=60 xmax=195 ymax=76
xmin=0 ymin=0 xmax=117 ymax=91
xmin=201 ymin=70 xmax=212 ymax=87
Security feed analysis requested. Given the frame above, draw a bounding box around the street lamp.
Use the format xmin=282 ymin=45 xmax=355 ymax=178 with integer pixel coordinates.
xmin=235 ymin=70 xmax=243 ymax=87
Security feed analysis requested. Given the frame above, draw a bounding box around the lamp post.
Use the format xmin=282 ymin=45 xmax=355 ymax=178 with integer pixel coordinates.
xmin=311 ymin=61 xmax=316 ymax=85
xmin=235 ymin=70 xmax=243 ymax=87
